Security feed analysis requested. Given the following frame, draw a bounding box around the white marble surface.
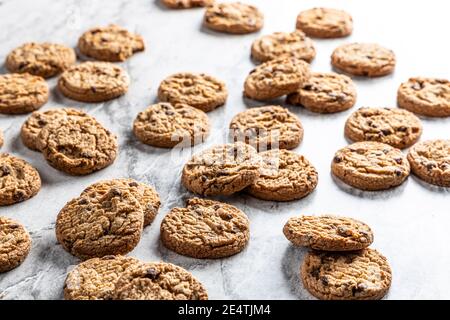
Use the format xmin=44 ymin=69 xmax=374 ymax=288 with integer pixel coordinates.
xmin=0 ymin=0 xmax=449 ymax=300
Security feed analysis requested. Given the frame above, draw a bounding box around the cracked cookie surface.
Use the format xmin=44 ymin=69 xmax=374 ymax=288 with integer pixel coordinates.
xmin=0 ymin=216 xmax=31 ymax=273
xmin=296 ymin=8 xmax=353 ymax=38
xmin=162 ymin=0 xmax=214 ymax=9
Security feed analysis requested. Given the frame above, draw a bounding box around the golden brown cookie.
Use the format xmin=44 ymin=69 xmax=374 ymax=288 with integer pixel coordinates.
xmin=0 ymin=153 xmax=41 ymax=206
xmin=244 ymin=57 xmax=311 ymax=101
xmin=182 ymin=142 xmax=261 ymax=196
xmin=407 ymin=139 xmax=450 ymax=187
xmin=246 ymin=149 xmax=318 ymax=201
xmin=397 ymin=77 xmax=450 ymax=117
xmin=5 ymin=42 xmax=76 ymax=78
xmin=0 ymin=216 xmax=31 ymax=273
xmin=251 ymin=31 xmax=316 ymax=63
xmin=162 ymin=0 xmax=214 ymax=9
xmin=283 ymin=215 xmax=373 ymax=251
xmin=58 ymin=62 xmax=129 ymax=102
xmin=0 ymin=129 xmax=4 ymax=149
xmin=331 ymin=142 xmax=410 ymax=191
xmin=203 ymin=2 xmax=263 ymax=34
xmin=157 ymin=72 xmax=227 ymax=112
xmin=345 ymin=107 xmax=422 ymax=149
xmin=113 ymin=262 xmax=208 ymax=300
xmin=301 ymin=249 xmax=392 ymax=300
xmin=296 ymin=8 xmax=353 ymax=38
xmin=286 ymin=72 xmax=356 ymax=113
xmin=64 ymin=255 xmax=141 ymax=300
xmin=331 ymin=43 xmax=396 ymax=77
xmin=78 ymin=25 xmax=145 ymax=62
xmin=133 ymin=103 xmax=210 ymax=148
xmin=0 ymin=73 xmax=49 ymax=114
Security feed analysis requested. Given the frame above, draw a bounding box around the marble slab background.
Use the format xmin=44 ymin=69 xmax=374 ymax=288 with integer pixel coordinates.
xmin=0 ymin=0 xmax=449 ymax=300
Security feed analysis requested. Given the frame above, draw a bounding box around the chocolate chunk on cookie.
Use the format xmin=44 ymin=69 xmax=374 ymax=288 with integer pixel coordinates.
xmin=162 ymin=0 xmax=214 ymax=9
xmin=296 ymin=8 xmax=353 ymax=38
xmin=0 ymin=217 xmax=31 ymax=273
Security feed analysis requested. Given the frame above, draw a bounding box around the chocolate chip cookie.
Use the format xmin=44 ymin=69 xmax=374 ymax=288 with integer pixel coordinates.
xmin=398 ymin=77 xmax=450 ymax=117
xmin=286 ymin=72 xmax=356 ymax=113
xmin=244 ymin=57 xmax=311 ymax=101
xmin=331 ymin=141 xmax=410 ymax=191
xmin=6 ymin=42 xmax=76 ymax=78
xmin=157 ymin=72 xmax=227 ymax=112
xmin=0 ymin=153 xmax=41 ymax=206
xmin=301 ymin=249 xmax=392 ymax=300
xmin=182 ymin=142 xmax=261 ymax=196
xmin=0 ymin=217 xmax=31 ymax=273
xmin=296 ymin=8 xmax=353 ymax=38
xmin=0 ymin=73 xmax=49 ymax=114
xmin=58 ymin=62 xmax=129 ymax=102
xmin=0 ymin=129 xmax=4 ymax=149
xmin=283 ymin=215 xmax=373 ymax=251
xmin=78 ymin=25 xmax=145 ymax=62
xmin=407 ymin=139 xmax=450 ymax=187
xmin=133 ymin=103 xmax=210 ymax=148
xmin=162 ymin=0 xmax=214 ymax=9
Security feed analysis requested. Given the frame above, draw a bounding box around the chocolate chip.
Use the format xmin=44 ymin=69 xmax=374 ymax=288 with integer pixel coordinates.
xmin=333 ymin=156 xmax=343 ymax=163
xmin=0 ymin=165 xmax=11 ymax=177
xmin=78 ymin=198 xmax=88 ymax=205
xmin=13 ymin=191 xmax=26 ymax=202
xmin=381 ymin=129 xmax=391 ymax=136
xmin=110 ymin=188 xmax=122 ymax=196
xmin=128 ymin=181 xmax=139 ymax=187
xmin=144 ymin=268 xmax=159 ymax=280
xmin=398 ymin=126 xmax=407 ymax=132
xmin=201 ymin=175 xmax=207 ymax=182
xmin=394 ymin=158 xmax=403 ymax=164
xmin=321 ymin=276 xmax=329 ymax=286
xmin=395 ymin=169 xmax=403 ymax=177
xmin=426 ymin=163 xmax=436 ymax=170
xmin=7 ymin=224 xmax=20 ymax=229
xmin=303 ymin=84 xmax=313 ymax=91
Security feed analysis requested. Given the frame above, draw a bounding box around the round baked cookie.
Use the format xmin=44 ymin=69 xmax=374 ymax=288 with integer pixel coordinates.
xmin=286 ymin=72 xmax=356 ymax=113
xmin=397 ymin=77 xmax=450 ymax=117
xmin=244 ymin=57 xmax=311 ymax=101
xmin=58 ymin=62 xmax=129 ymax=102
xmin=0 ymin=217 xmax=31 ymax=273
xmin=0 ymin=153 xmax=41 ymax=206
xmin=0 ymin=129 xmax=3 ymax=148
xmin=407 ymin=139 xmax=450 ymax=187
xmin=133 ymin=103 xmax=210 ymax=148
xmin=246 ymin=149 xmax=317 ymax=201
xmin=203 ymin=2 xmax=263 ymax=34
xmin=64 ymin=255 xmax=140 ymax=300
xmin=5 ymin=42 xmax=76 ymax=78
xmin=301 ymin=249 xmax=391 ymax=300
xmin=345 ymin=107 xmax=422 ymax=149
xmin=162 ymin=0 xmax=214 ymax=9
xmin=182 ymin=142 xmax=261 ymax=196
xmin=283 ymin=215 xmax=373 ymax=251
xmin=251 ymin=31 xmax=316 ymax=63
xmin=21 ymin=108 xmax=88 ymax=152
xmin=78 ymin=25 xmax=145 ymax=62
xmin=82 ymin=179 xmax=161 ymax=226
xmin=56 ymin=187 xmax=144 ymax=260
xmin=37 ymin=115 xmax=118 ymax=175
xmin=0 ymin=73 xmax=49 ymax=114
xmin=157 ymin=72 xmax=227 ymax=112
xmin=113 ymin=262 xmax=208 ymax=300
xmin=331 ymin=43 xmax=396 ymax=77
xmin=331 ymin=141 xmax=410 ymax=191
xmin=296 ymin=8 xmax=353 ymax=38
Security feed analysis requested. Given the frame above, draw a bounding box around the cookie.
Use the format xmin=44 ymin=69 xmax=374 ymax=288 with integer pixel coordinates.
xmin=82 ymin=179 xmax=161 ymax=226
xmin=64 ymin=255 xmax=140 ymax=300
xmin=244 ymin=57 xmax=311 ymax=101
xmin=0 ymin=129 xmax=3 ymax=148
xmin=21 ymin=108 xmax=88 ymax=152
xmin=301 ymin=249 xmax=392 ymax=300
xmin=133 ymin=103 xmax=210 ymax=148
xmin=56 ymin=187 xmax=144 ymax=260
xmin=331 ymin=43 xmax=396 ymax=77
xmin=397 ymin=77 xmax=450 ymax=117
xmin=113 ymin=262 xmax=208 ymax=300
xmin=162 ymin=0 xmax=214 ymax=9
xmin=78 ymin=25 xmax=145 ymax=62
xmin=157 ymin=72 xmax=227 ymax=112
xmin=286 ymin=72 xmax=357 ymax=113
xmin=251 ymin=31 xmax=316 ymax=63
xmin=283 ymin=215 xmax=373 ymax=251
xmin=0 ymin=217 xmax=31 ymax=273
xmin=331 ymin=141 xmax=410 ymax=191
xmin=0 ymin=73 xmax=49 ymax=114
xmin=345 ymin=107 xmax=422 ymax=149
xmin=161 ymin=198 xmax=250 ymax=258
xmin=6 ymin=42 xmax=76 ymax=78
xmin=37 ymin=115 xmax=118 ymax=175
xmin=296 ymin=8 xmax=353 ymax=38
xmin=58 ymin=62 xmax=129 ymax=102
xmin=230 ymin=106 xmax=303 ymax=151
xmin=182 ymin=142 xmax=261 ymax=196
xmin=407 ymin=139 xmax=450 ymax=187
xmin=0 ymin=153 xmax=41 ymax=206
xmin=203 ymin=2 xmax=263 ymax=34
xmin=246 ymin=149 xmax=318 ymax=201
